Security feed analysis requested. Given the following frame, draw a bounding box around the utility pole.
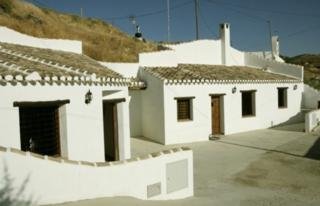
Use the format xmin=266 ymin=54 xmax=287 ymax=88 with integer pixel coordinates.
xmin=194 ymin=0 xmax=200 ymax=40
xmin=167 ymin=0 xmax=171 ymax=42
xmin=267 ymin=20 xmax=274 ymax=59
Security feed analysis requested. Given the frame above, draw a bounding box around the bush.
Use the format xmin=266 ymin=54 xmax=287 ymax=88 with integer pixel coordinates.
xmin=0 ymin=0 xmax=13 ymax=14
xmin=0 ymin=165 xmax=33 ymax=206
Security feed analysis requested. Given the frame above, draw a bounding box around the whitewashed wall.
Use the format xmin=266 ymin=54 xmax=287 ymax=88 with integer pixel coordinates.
xmin=129 ymin=90 xmax=142 ymax=137
xmin=305 ymin=109 xmax=320 ymax=132
xmin=303 ymin=84 xmax=320 ymax=109
xmin=244 ymin=53 xmax=303 ymax=79
xmin=99 ymin=62 xmax=140 ymax=78
xmin=0 ymin=27 xmax=82 ymax=54
xmin=139 ymin=50 xmax=177 ymax=67
xmin=138 ymin=71 xmax=165 ymax=143
xmin=0 ymin=84 xmax=130 ymax=162
xmin=162 ymin=82 xmax=303 ymax=144
xmin=0 ymin=147 xmax=193 ymax=205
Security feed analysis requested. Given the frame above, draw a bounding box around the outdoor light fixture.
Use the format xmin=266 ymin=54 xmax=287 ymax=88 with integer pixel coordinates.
xmin=293 ymin=84 xmax=298 ymax=90
xmin=85 ymin=90 xmax=93 ymax=104
xmin=232 ymin=86 xmax=237 ymax=93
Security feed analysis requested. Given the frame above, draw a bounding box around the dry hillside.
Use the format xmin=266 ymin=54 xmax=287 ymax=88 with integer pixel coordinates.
xmin=0 ymin=0 xmax=161 ymax=62
xmin=283 ymin=54 xmax=320 ymax=90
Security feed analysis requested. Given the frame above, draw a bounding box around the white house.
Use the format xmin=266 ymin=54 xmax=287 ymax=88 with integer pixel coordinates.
xmin=0 ymin=28 xmax=194 ymax=204
xmin=105 ymin=23 xmax=304 ymax=145
xmin=0 ymin=40 xmax=132 ymax=162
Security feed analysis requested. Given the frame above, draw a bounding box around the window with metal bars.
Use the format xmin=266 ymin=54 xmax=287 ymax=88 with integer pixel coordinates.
xmin=176 ymin=97 xmax=194 ymax=121
xmin=278 ymin=88 xmax=288 ymax=108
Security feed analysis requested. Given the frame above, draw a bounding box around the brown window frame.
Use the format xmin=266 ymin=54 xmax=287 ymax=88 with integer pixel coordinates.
xmin=175 ymin=97 xmax=194 ymax=121
xmin=278 ymin=87 xmax=288 ymax=109
xmin=241 ymin=90 xmax=256 ymax=117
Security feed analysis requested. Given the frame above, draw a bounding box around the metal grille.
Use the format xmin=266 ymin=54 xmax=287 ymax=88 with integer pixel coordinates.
xmin=177 ymin=99 xmax=191 ymax=120
xmin=19 ymin=106 xmax=60 ymax=156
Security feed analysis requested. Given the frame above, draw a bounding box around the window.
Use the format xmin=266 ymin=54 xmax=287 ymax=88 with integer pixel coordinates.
xmin=241 ymin=91 xmax=256 ymax=117
xmin=318 ymin=101 xmax=320 ymax=109
xmin=175 ymin=97 xmax=194 ymax=121
xmin=278 ymin=88 xmax=288 ymax=108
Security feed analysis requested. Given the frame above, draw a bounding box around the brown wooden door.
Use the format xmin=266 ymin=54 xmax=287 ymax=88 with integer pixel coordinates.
xmin=211 ymin=96 xmax=221 ymax=134
xmin=103 ymin=102 xmax=119 ymax=161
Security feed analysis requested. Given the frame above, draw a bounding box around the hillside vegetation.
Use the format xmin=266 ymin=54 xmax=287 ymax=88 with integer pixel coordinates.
xmin=283 ymin=54 xmax=320 ymax=90
xmin=0 ymin=0 xmax=161 ymax=62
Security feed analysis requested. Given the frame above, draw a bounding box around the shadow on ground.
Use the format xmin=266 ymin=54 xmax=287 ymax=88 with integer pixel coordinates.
xmin=305 ymin=137 xmax=320 ymax=160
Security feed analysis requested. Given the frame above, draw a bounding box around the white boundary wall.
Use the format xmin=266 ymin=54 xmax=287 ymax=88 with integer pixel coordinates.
xmin=305 ymin=109 xmax=320 ymax=132
xmin=99 ymin=62 xmax=140 ymax=78
xmin=0 ymin=27 xmax=82 ymax=54
xmin=244 ymin=53 xmax=303 ymax=80
xmin=0 ymin=147 xmax=193 ymax=205
xmin=303 ymin=84 xmax=320 ymax=109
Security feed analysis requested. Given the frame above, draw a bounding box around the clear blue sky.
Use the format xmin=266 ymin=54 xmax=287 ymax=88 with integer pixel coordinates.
xmin=28 ymin=0 xmax=320 ymax=56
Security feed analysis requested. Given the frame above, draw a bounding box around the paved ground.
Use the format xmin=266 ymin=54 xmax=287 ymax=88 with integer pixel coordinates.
xmin=52 ymin=123 xmax=320 ymax=206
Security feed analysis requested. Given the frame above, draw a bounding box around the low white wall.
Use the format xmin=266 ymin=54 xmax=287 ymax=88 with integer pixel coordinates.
xmin=244 ymin=53 xmax=303 ymax=80
xmin=0 ymin=27 xmax=82 ymax=54
xmin=0 ymin=84 xmax=130 ymax=162
xmin=0 ymin=146 xmax=193 ymax=205
xmin=163 ymin=82 xmax=303 ymax=144
xmin=99 ymin=62 xmax=140 ymax=78
xmin=139 ymin=50 xmax=177 ymax=67
xmin=305 ymin=109 xmax=320 ymax=132
xmin=303 ymin=84 xmax=320 ymax=109
xmin=139 ymin=40 xmax=225 ymax=67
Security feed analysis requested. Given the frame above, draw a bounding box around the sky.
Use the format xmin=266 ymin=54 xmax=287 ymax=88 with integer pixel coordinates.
xmin=28 ymin=0 xmax=320 ymax=56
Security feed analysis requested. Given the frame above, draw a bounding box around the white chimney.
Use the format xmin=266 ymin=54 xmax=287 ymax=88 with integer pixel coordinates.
xmin=271 ymin=36 xmax=280 ymax=59
xmin=219 ymin=23 xmax=231 ymax=65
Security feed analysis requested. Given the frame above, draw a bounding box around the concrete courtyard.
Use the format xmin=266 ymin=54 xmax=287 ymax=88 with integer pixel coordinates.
xmin=52 ymin=123 xmax=320 ymax=206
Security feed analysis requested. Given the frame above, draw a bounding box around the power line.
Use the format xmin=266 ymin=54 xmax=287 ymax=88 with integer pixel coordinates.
xmin=27 ymin=0 xmax=49 ymax=8
xmin=198 ymin=6 xmax=218 ymax=38
xmin=105 ymin=0 xmax=193 ymax=21
xmin=206 ymin=0 xmax=320 ymax=19
xmin=206 ymin=0 xmax=269 ymax=23
xmin=284 ymin=24 xmax=320 ymax=39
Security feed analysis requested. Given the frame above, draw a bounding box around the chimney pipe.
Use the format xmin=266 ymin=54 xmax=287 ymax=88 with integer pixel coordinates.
xmin=219 ymin=23 xmax=231 ymax=66
xmin=271 ymin=36 xmax=280 ymax=59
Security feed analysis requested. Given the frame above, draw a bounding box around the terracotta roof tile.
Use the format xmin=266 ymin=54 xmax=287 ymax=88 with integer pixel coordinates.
xmin=144 ymin=64 xmax=297 ymax=81
xmin=0 ymin=42 xmax=123 ymax=81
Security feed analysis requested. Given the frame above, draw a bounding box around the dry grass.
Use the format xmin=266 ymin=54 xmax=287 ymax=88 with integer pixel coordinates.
xmin=0 ymin=0 xmax=160 ymax=62
xmin=283 ymin=54 xmax=320 ymax=90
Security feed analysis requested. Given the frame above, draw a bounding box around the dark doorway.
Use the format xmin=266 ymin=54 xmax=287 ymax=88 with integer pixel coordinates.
xmin=318 ymin=101 xmax=320 ymax=109
xmin=103 ymin=101 xmax=119 ymax=161
xmin=211 ymin=96 xmax=222 ymax=134
xmin=19 ymin=106 xmax=61 ymax=156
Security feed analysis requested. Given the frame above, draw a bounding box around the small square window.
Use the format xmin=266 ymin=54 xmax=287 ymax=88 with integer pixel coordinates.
xmin=176 ymin=98 xmax=193 ymax=121
xmin=278 ymin=88 xmax=288 ymax=108
xmin=241 ymin=91 xmax=256 ymax=117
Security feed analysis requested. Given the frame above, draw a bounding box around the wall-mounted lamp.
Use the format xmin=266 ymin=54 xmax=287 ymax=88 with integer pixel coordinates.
xmin=85 ymin=90 xmax=93 ymax=104
xmin=293 ymin=84 xmax=298 ymax=90
xmin=232 ymin=86 xmax=237 ymax=94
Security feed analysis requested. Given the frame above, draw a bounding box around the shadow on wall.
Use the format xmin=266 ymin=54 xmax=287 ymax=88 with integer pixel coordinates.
xmin=305 ymin=137 xmax=320 ymax=160
xmin=270 ymin=111 xmax=305 ymax=132
xmin=0 ymin=163 xmax=33 ymax=206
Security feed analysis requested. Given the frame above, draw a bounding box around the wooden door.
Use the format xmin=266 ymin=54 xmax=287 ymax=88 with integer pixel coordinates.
xmin=103 ymin=102 xmax=119 ymax=161
xmin=211 ymin=96 xmax=221 ymax=134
